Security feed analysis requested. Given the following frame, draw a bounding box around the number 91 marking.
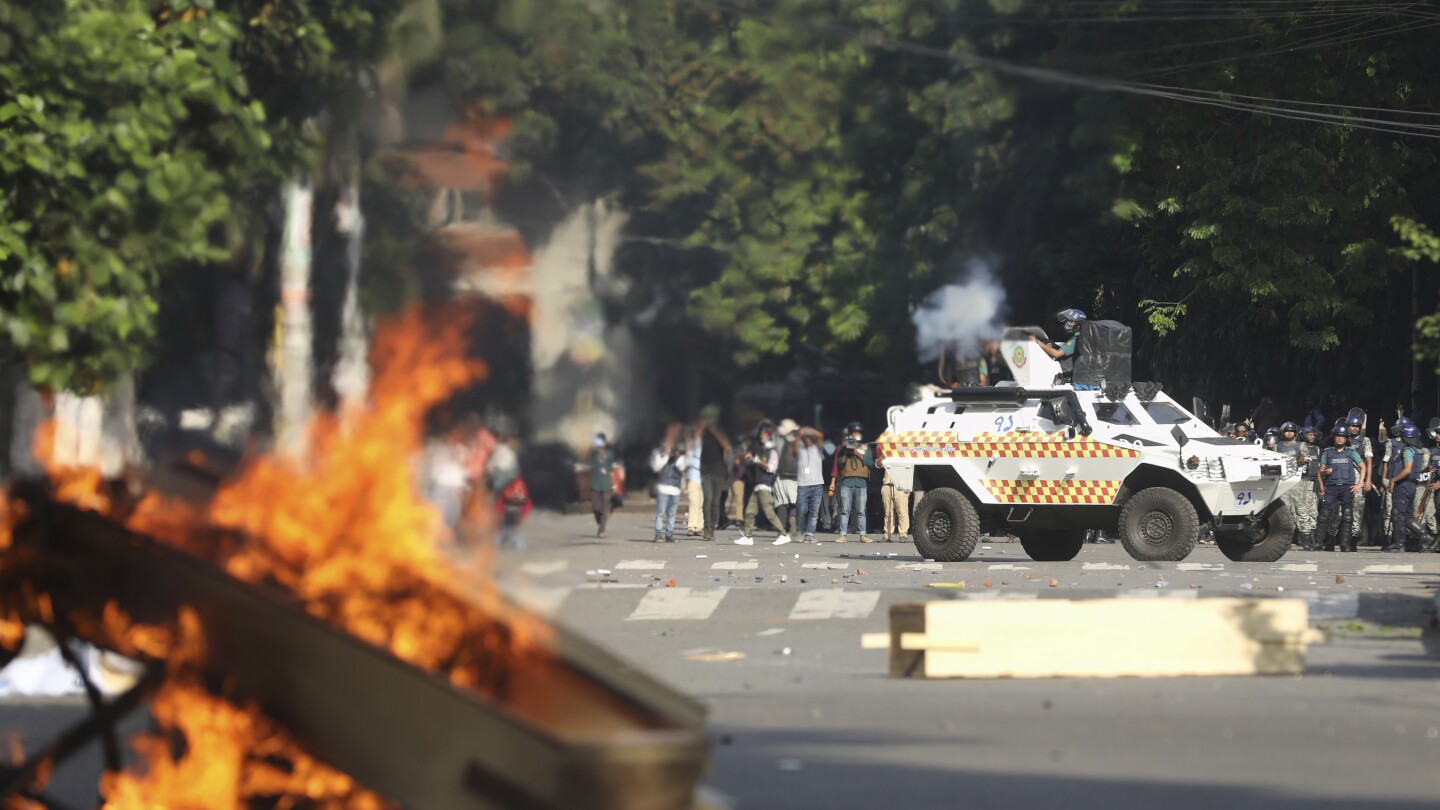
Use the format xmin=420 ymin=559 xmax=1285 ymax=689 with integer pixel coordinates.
xmin=1235 ymin=490 xmax=1255 ymax=507
xmin=993 ymin=415 xmax=1015 ymax=433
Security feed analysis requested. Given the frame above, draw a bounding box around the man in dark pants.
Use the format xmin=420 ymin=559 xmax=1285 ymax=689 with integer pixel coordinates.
xmin=696 ymin=405 xmax=732 ymax=542
xmin=587 ymin=434 xmax=617 ymax=539
xmin=1385 ymin=422 xmax=1420 ymax=552
xmin=1317 ymin=426 xmax=1363 ymax=552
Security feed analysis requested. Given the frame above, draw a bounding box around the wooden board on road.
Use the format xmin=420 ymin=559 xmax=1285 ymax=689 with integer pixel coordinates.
xmin=860 ymin=598 xmax=1323 ymax=679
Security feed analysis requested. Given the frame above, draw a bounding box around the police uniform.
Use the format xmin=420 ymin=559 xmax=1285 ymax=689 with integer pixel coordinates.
xmin=1380 ymin=433 xmax=1400 ymax=537
xmin=1348 ymin=433 xmax=1372 ymax=540
xmin=1318 ymin=442 xmax=1364 ymax=552
xmin=1297 ymin=433 xmax=1322 ymax=548
xmin=1386 ymin=442 xmax=1418 ymax=552
xmin=1276 ymin=437 xmax=1316 ymax=545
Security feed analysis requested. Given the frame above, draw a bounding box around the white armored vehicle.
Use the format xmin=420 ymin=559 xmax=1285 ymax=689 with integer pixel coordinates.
xmin=878 ymin=326 xmax=1301 ymax=563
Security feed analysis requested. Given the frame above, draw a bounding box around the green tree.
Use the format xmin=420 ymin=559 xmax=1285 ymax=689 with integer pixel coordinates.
xmin=0 ymin=0 xmax=397 ymax=394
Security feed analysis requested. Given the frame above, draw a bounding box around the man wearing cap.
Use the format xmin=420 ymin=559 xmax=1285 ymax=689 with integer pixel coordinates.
xmin=772 ymin=419 xmax=802 ymax=535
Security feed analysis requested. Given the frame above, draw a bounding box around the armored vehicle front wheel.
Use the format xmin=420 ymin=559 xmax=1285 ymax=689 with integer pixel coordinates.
xmin=1118 ymin=487 xmax=1200 ymax=561
xmin=1017 ymin=530 xmax=1086 ymax=562
xmin=1216 ymin=504 xmax=1294 ymax=562
xmin=912 ymin=488 xmax=981 ymax=562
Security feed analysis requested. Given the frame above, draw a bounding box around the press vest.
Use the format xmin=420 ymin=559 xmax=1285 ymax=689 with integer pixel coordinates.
xmin=656 ymin=457 xmax=683 ymax=489
xmin=840 ymin=452 xmax=871 ymax=480
xmin=754 ymin=447 xmax=779 ymax=489
xmin=1321 ymin=447 xmax=1361 ymax=487
xmin=776 ymin=436 xmax=799 ymax=479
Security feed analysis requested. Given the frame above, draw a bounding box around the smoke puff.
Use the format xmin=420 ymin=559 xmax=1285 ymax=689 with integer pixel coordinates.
xmin=913 ymin=259 xmax=1007 ymax=363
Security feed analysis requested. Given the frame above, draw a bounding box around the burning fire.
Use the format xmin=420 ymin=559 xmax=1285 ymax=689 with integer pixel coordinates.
xmin=0 ymin=305 xmax=550 ymax=805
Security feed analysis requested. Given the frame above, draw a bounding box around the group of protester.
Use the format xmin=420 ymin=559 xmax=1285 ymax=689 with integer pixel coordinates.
xmin=421 ymin=414 xmax=531 ymax=549
xmin=586 ymin=407 xmax=915 ymax=545
xmin=1263 ymin=412 xmax=1440 ymax=553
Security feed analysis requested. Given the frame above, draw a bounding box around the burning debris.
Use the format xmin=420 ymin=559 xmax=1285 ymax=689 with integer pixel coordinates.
xmin=0 ymin=307 xmax=707 ymax=809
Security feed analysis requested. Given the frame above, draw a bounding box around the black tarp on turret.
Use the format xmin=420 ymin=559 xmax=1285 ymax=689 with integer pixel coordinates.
xmin=1074 ymin=320 xmax=1132 ymax=387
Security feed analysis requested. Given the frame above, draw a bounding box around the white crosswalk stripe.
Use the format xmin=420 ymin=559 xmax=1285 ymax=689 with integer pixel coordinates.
xmin=712 ymin=561 xmax=759 ymax=570
xmin=988 ymin=564 xmax=1029 ymax=570
xmin=1178 ymin=563 xmax=1223 ymax=571
xmin=1083 ymin=563 xmax=1130 ymax=571
xmin=519 ymin=560 xmax=567 ymax=576
xmin=627 ymin=587 xmax=730 ymax=621
xmin=1278 ymin=564 xmax=1318 ymax=572
xmin=802 ymin=562 xmax=849 ymax=570
xmin=1361 ymin=564 xmax=1413 ymax=574
xmin=896 ymin=562 xmax=943 ymax=571
xmin=788 ymin=590 xmax=881 ymax=620
xmin=616 ymin=559 xmax=667 ymax=570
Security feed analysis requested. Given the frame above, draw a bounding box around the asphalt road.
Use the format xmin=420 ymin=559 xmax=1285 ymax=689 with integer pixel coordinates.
xmin=496 ymin=509 xmax=1440 ymax=810
xmin=4 ymin=508 xmax=1438 ymax=809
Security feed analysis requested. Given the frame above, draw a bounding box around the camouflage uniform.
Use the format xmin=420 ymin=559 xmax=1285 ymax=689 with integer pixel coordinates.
xmin=1277 ymin=437 xmax=1317 ymax=539
xmin=1349 ymin=435 xmax=1373 ymax=539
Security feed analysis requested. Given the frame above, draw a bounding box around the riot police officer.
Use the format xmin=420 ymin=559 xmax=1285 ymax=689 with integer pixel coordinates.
xmin=1030 ymin=308 xmax=1086 ymax=363
xmin=1317 ymin=425 xmax=1363 ymax=552
xmin=1295 ymin=425 xmax=1323 ymax=549
xmin=1385 ymin=421 xmax=1422 ymax=553
xmin=1275 ymin=423 xmax=1313 ymax=548
xmin=1343 ymin=410 xmax=1374 ymax=543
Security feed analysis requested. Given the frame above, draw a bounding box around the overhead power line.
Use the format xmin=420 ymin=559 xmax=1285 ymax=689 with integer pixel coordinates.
xmin=681 ymin=0 xmax=1440 ymax=140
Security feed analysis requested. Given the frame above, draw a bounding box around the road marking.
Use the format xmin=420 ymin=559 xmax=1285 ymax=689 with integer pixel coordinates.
xmin=711 ymin=561 xmax=759 ymax=570
xmin=519 ymin=560 xmax=567 ymax=576
xmin=627 ymin=588 xmax=730 ymax=621
xmin=789 ymin=590 xmax=882 ymax=620
xmin=1118 ymin=589 xmax=1197 ymax=599
xmin=1361 ymin=564 xmax=1414 ymax=574
xmin=1277 ymin=564 xmax=1318 ymax=572
xmin=616 ymin=559 xmax=666 ymax=570
xmin=757 ymin=628 xmax=786 ymax=636
xmin=1082 ymin=563 xmax=1131 ymax=571
xmin=1178 ymin=563 xmax=1223 ymax=571
xmin=896 ymin=562 xmax=943 ymax=571
xmin=988 ymin=564 xmax=1030 ymax=570
xmin=505 ymin=586 xmax=571 ymax=616
xmin=802 ymin=562 xmax=850 ymax=570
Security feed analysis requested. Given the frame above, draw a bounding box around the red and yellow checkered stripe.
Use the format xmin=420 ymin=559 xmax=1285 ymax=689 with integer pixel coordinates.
xmin=877 ymin=430 xmax=1139 ymax=460
xmin=982 ymin=479 xmax=1123 ymax=504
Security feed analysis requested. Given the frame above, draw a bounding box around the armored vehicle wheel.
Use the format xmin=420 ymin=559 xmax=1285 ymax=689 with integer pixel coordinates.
xmin=913 ymin=488 xmax=980 ymax=562
xmin=1017 ymin=530 xmax=1086 ymax=562
xmin=1215 ymin=505 xmax=1294 ymax=562
xmin=1118 ymin=487 xmax=1200 ymax=561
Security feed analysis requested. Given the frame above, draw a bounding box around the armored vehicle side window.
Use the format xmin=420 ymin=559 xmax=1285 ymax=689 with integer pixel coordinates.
xmin=1144 ymin=401 xmax=1192 ymax=425
xmin=1093 ymin=402 xmax=1139 ymax=426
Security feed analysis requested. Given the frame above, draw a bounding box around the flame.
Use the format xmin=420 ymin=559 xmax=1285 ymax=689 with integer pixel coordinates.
xmin=1 ymin=304 xmax=550 ymax=805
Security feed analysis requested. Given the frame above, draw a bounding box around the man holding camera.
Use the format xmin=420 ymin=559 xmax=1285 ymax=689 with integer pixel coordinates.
xmin=737 ymin=421 xmax=791 ymax=546
xmin=829 ymin=421 xmax=875 ymax=543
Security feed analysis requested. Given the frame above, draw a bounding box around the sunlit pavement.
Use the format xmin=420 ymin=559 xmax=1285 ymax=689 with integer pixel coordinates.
xmin=5 ymin=508 xmax=1437 ymax=809
xmin=496 ymin=509 xmax=1440 ymax=810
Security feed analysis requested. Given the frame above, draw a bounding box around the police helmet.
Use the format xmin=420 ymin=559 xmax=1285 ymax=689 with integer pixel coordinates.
xmin=1401 ymin=422 xmax=1422 ymax=439
xmin=1280 ymin=421 xmax=1299 ymax=434
xmin=1345 ymin=410 xmax=1365 ymax=427
xmin=1388 ymin=424 xmax=1403 ymax=439
xmin=1055 ymin=308 xmax=1087 ymax=335
xmin=844 ymin=421 xmax=864 ymax=435
xmin=1301 ymin=424 xmax=1317 ymax=436
xmin=1332 ymin=425 xmax=1349 ymax=438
